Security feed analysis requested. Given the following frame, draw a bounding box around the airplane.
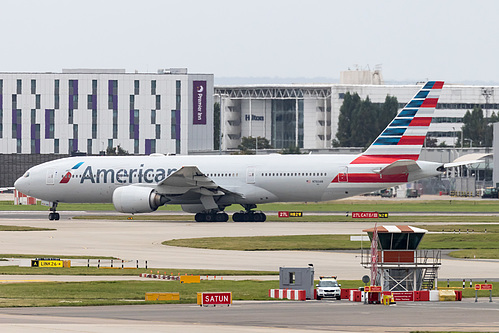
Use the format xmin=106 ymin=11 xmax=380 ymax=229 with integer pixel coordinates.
xmin=15 ymin=81 xmax=446 ymax=222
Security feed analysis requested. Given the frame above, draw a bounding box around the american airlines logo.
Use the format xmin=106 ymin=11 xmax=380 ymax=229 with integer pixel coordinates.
xmin=59 ymin=162 xmax=178 ymax=184
xmin=59 ymin=162 xmax=84 ymax=184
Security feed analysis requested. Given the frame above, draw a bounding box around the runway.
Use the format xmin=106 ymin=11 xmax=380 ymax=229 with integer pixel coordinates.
xmin=1 ymin=211 xmax=499 ymax=332
xmin=1 ymin=211 xmax=499 ymax=279
xmin=0 ymin=299 xmax=498 ymax=332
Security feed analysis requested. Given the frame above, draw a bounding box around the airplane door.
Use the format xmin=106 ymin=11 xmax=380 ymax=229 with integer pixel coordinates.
xmin=46 ymin=169 xmax=56 ymax=185
xmin=337 ymin=167 xmax=348 ymax=182
xmin=246 ymin=167 xmax=256 ymax=184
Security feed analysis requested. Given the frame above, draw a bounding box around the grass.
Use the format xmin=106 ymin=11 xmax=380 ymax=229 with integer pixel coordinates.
xmin=0 ymin=280 xmax=278 ymax=307
xmin=163 ymin=224 xmax=499 ymax=258
xmin=0 ymin=225 xmax=55 ymax=231
xmin=73 ymin=214 xmax=499 ymax=223
xmin=0 ymin=254 xmax=118 ymax=260
xmin=0 ymin=279 xmax=496 ymax=307
xmin=0 ymin=266 xmax=278 ymax=276
xmin=3 ymin=198 xmax=499 ymax=213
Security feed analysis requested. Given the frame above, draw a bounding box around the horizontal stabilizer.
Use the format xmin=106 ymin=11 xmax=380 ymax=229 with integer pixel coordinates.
xmin=378 ymin=159 xmax=421 ymax=176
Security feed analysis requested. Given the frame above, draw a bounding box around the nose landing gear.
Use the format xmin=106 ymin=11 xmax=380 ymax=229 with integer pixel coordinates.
xmin=48 ymin=202 xmax=60 ymax=221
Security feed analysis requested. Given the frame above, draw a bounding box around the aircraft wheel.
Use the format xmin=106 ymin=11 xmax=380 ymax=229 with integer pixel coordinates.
xmin=216 ymin=213 xmax=229 ymax=222
xmin=252 ymin=213 xmax=262 ymax=222
xmin=232 ymin=212 xmax=241 ymax=222
xmin=54 ymin=213 xmax=60 ymax=220
xmin=195 ymin=213 xmax=204 ymax=222
xmin=48 ymin=213 xmax=54 ymax=220
xmin=204 ymin=214 xmax=214 ymax=222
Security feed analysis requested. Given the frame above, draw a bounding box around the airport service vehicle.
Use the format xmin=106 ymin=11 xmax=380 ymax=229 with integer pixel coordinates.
xmin=316 ymin=276 xmax=341 ymax=300
xmin=16 ymin=81 xmax=449 ymax=222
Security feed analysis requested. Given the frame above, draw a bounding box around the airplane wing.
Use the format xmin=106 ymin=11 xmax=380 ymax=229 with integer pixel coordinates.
xmin=156 ymin=166 xmax=240 ymax=197
xmin=377 ymin=160 xmax=421 ymax=176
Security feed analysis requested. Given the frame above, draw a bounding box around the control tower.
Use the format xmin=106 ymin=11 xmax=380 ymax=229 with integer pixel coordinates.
xmin=361 ymin=225 xmax=441 ymax=292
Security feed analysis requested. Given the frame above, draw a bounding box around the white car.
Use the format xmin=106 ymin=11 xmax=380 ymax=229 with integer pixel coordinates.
xmin=316 ymin=277 xmax=341 ymax=300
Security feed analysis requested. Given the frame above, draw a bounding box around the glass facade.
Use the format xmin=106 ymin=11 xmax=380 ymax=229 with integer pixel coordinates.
xmin=271 ymin=99 xmax=303 ymax=149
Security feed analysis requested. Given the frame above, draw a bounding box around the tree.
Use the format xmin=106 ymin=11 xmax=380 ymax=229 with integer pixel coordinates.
xmin=106 ymin=145 xmax=129 ymax=155
xmin=235 ymin=136 xmax=272 ymax=154
xmin=377 ymin=95 xmax=399 ymax=135
xmin=335 ymin=93 xmax=398 ymax=148
xmin=460 ymin=107 xmax=499 ymax=147
xmin=280 ymin=145 xmax=301 ymax=154
xmin=425 ymin=137 xmax=437 ymax=147
xmin=335 ymin=92 xmax=361 ymax=147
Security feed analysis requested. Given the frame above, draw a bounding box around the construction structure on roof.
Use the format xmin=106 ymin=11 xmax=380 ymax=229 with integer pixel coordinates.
xmin=361 ymin=225 xmax=441 ymax=292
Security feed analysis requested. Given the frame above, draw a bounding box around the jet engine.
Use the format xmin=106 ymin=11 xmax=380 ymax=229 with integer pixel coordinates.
xmin=112 ymin=186 xmax=168 ymax=214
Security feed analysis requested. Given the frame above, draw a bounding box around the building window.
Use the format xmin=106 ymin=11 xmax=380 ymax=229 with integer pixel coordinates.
xmin=17 ymin=138 xmax=22 ymax=153
xmin=151 ymin=80 xmax=156 ymax=95
xmin=134 ymin=80 xmax=139 ymax=95
xmin=35 ymin=95 xmax=40 ymax=109
xmin=113 ymin=124 xmax=118 ymax=139
xmin=151 ymin=110 xmax=156 ymax=124
xmin=156 ymin=124 xmax=161 ymax=139
xmin=134 ymin=139 xmax=139 ymax=154
xmin=156 ymin=95 xmax=161 ymax=110
xmin=16 ymin=79 xmax=22 ymax=94
xmin=54 ymin=138 xmax=59 ymax=153
xmin=87 ymin=139 xmax=93 ymax=155
xmin=92 ymin=80 xmax=97 ymax=94
xmin=12 ymin=95 xmax=17 ymax=109
xmin=31 ymin=109 xmax=36 ymax=124
xmin=54 ymin=80 xmax=60 ymax=109
xmin=31 ymin=79 xmax=36 ymax=94
xmin=130 ymin=95 xmax=135 ymax=109
xmin=108 ymin=139 xmax=113 ymax=149
xmin=171 ymin=110 xmax=176 ymax=139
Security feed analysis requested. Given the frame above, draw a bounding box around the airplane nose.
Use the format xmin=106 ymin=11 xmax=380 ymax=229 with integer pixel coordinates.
xmin=14 ymin=176 xmax=28 ymax=193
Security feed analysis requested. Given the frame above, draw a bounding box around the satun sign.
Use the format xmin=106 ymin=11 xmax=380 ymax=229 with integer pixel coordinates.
xmin=197 ymin=292 xmax=232 ymax=306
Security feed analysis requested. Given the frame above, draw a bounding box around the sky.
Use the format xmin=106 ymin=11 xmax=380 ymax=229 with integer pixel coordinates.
xmin=2 ymin=0 xmax=499 ymax=84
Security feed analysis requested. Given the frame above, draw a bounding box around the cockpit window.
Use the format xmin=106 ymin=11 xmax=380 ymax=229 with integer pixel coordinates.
xmin=23 ymin=172 xmax=30 ymax=178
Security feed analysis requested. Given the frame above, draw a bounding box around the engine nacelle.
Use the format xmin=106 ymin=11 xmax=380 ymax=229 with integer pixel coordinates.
xmin=113 ymin=186 xmax=167 ymax=214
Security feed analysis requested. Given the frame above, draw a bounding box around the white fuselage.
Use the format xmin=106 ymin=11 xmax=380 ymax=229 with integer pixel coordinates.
xmin=14 ymin=154 xmax=442 ymax=208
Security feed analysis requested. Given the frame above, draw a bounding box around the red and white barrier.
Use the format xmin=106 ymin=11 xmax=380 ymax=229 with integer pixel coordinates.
xmin=268 ymin=289 xmax=306 ymax=301
xmin=14 ymin=190 xmax=36 ymax=205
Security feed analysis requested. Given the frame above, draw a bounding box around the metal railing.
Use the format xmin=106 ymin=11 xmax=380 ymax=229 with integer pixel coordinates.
xmin=360 ymin=249 xmax=441 ymax=267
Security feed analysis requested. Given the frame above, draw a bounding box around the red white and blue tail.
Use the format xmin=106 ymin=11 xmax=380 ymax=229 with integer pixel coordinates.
xmin=352 ymin=81 xmax=444 ymax=164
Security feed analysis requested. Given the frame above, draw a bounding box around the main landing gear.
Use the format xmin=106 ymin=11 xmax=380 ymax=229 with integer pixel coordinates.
xmin=232 ymin=204 xmax=267 ymax=222
xmin=195 ymin=212 xmax=229 ymax=222
xmin=48 ymin=202 xmax=60 ymax=221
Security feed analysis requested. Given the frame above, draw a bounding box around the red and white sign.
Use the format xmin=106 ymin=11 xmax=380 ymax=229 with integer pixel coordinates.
xmin=278 ymin=211 xmax=289 ymax=218
xmin=392 ymin=291 xmax=414 ymax=302
xmin=352 ymin=212 xmax=378 ymax=218
xmin=365 ymin=286 xmax=382 ymax=292
xmin=475 ymin=284 xmax=493 ymax=290
xmin=200 ymin=292 xmax=232 ymax=305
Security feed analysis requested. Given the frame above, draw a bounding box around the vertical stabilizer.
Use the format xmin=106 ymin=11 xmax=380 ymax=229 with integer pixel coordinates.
xmin=352 ymin=81 xmax=444 ymax=164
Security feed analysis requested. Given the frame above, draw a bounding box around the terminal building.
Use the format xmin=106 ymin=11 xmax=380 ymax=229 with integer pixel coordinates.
xmin=215 ymin=71 xmax=499 ymax=151
xmin=0 ymin=68 xmax=214 ymax=156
